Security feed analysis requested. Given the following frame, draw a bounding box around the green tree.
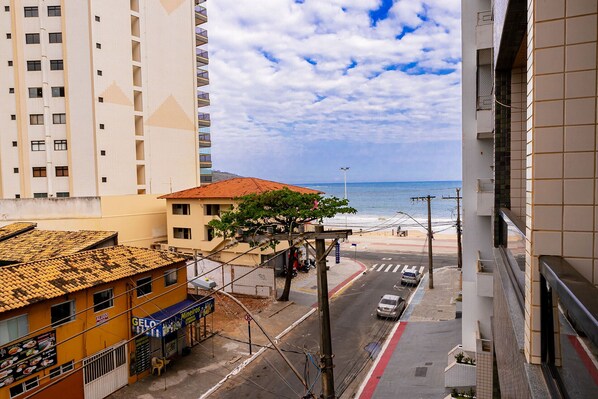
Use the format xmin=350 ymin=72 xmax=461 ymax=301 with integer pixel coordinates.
xmin=208 ymin=188 xmax=356 ymax=301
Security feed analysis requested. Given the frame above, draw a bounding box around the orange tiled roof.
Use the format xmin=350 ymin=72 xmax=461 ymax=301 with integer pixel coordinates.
xmin=0 ymin=230 xmax=118 ymax=264
xmin=0 ymin=246 xmax=187 ymax=313
xmin=0 ymin=222 xmax=37 ymax=242
xmin=158 ymin=177 xmax=321 ymax=199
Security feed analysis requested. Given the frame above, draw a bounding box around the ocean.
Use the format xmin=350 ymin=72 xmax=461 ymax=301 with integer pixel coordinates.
xmin=303 ymin=181 xmax=462 ymax=234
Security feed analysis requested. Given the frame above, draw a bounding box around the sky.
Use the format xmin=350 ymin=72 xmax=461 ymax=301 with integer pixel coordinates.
xmin=207 ymin=0 xmax=462 ymax=184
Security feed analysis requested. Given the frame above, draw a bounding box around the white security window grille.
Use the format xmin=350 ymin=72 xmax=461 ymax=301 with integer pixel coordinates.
xmin=0 ymin=314 xmax=28 ymax=346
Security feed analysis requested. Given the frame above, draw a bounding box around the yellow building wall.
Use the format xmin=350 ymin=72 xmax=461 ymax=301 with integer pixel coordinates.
xmin=0 ymin=263 xmax=187 ymax=398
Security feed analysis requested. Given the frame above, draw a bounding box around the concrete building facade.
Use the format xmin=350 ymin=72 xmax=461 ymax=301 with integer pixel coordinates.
xmin=460 ymin=0 xmax=598 ymax=397
xmin=0 ymin=0 xmax=212 ymax=199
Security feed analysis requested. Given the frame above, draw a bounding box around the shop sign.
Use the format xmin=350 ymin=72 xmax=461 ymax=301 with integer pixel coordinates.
xmin=0 ymin=331 xmax=57 ymax=387
xmin=180 ymin=298 xmax=215 ymax=326
xmin=95 ymin=313 xmax=109 ymax=325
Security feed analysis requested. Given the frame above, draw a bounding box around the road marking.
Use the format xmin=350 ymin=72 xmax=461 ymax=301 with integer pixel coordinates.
xmin=371 ymin=263 xmax=378 ymax=270
xmin=376 ymin=264 xmax=386 ymax=272
xmin=419 ymin=266 xmax=425 ymax=274
xmin=393 ymin=264 xmax=401 ymax=273
xmin=382 ymin=257 xmax=392 ymax=260
xmin=384 ymin=264 xmax=393 ymax=272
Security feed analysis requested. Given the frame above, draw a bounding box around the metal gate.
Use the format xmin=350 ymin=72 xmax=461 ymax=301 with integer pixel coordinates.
xmin=83 ymin=341 xmax=128 ymax=399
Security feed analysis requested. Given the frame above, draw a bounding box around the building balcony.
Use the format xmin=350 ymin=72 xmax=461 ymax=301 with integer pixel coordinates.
xmin=200 ymin=154 xmax=212 ymax=168
xmin=196 ymin=28 xmax=208 ymax=46
xmin=196 ymin=50 xmax=209 ymax=66
xmin=197 ymin=91 xmax=210 ymax=107
xmin=197 ymin=112 xmax=210 ymax=127
xmin=195 ymin=6 xmax=207 ymax=24
xmin=195 ymin=0 xmax=205 ymax=5
xmin=476 ymin=178 xmax=494 ymax=216
xmin=197 ymin=70 xmax=209 ymax=87
xmin=476 ymin=10 xmax=493 ymax=49
xmin=477 ymin=251 xmax=494 ymax=297
xmin=198 ymin=133 xmax=211 ymax=148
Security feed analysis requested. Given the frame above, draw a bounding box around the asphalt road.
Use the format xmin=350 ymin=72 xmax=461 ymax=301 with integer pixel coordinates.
xmin=212 ymin=251 xmax=457 ymax=398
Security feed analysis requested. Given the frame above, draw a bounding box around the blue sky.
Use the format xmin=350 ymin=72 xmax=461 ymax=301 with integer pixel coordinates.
xmin=207 ymin=0 xmax=462 ymax=184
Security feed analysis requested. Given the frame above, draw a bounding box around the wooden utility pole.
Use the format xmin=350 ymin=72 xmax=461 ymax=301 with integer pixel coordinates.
xmin=411 ymin=195 xmax=436 ymax=289
xmin=443 ymin=188 xmax=463 ymax=270
xmin=316 ymin=225 xmax=336 ymax=399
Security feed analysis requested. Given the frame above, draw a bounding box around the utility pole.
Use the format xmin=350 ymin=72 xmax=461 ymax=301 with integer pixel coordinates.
xmin=442 ymin=188 xmax=463 ymax=270
xmin=411 ymin=195 xmax=435 ymax=289
xmin=316 ymin=225 xmax=335 ymax=399
xmin=340 ymin=167 xmax=350 ymax=228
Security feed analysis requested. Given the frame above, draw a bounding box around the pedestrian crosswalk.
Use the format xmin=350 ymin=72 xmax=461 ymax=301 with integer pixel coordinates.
xmin=370 ymin=264 xmax=425 ymax=274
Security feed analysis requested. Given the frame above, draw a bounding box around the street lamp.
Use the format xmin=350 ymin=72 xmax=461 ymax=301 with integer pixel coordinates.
xmin=340 ymin=167 xmax=350 ymax=227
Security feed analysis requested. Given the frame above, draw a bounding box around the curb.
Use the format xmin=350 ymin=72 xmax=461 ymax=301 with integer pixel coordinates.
xmin=199 ymin=257 xmax=366 ymax=399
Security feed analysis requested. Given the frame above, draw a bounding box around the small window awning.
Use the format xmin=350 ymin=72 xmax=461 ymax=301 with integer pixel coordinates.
xmin=132 ymin=297 xmax=215 ymax=338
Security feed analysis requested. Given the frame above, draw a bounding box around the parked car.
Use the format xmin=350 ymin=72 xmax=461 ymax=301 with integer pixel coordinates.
xmin=376 ymin=294 xmax=406 ymax=319
xmin=401 ymin=267 xmax=422 ymax=286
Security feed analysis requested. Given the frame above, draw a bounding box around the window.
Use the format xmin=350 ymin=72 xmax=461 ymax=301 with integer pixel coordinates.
xmin=56 ymin=192 xmax=69 ymax=197
xmin=50 ymin=60 xmax=63 ymax=70
xmin=15 ymin=194 xmax=20 ymax=198
xmin=9 ymin=88 xmax=14 ymax=93
xmin=205 ymin=204 xmax=220 ymax=216
xmin=24 ymin=6 xmax=38 ymax=17
xmin=12 ymin=141 xmax=17 ymax=147
xmin=164 ymin=269 xmax=177 ymax=286
xmin=173 ymin=227 xmax=191 ymax=239
xmin=6 ymin=33 xmax=11 ymax=39
xmin=96 ymin=43 xmax=101 ymax=49
xmin=95 ymin=15 xmax=100 ymax=22
xmin=28 ymin=87 xmax=43 ymax=98
xmin=29 ymin=114 xmax=44 ymax=125
xmin=55 ymin=166 xmax=68 ymax=177
xmin=25 ymin=33 xmax=39 ymax=44
xmin=136 ymin=276 xmax=152 ymax=297
xmin=98 ymin=96 xmax=103 ymax=103
xmin=33 ymin=192 xmax=47 ymax=198
xmin=99 ymin=123 xmax=105 ymax=129
xmin=47 ymin=6 xmax=61 ymax=16
xmin=51 ymin=86 xmax=65 ymax=97
xmin=206 ymin=227 xmax=215 ymax=241
xmin=32 ymin=167 xmax=46 ymax=177
xmin=52 ymin=113 xmax=66 ymax=124
xmin=93 ymin=289 xmax=113 ymax=312
xmin=9 ymin=376 xmax=38 ymax=398
xmin=100 ymin=150 xmax=106 ymax=156
xmin=49 ymin=361 xmax=73 ymax=379
xmin=54 ymin=139 xmax=67 ymax=150
xmin=101 ymin=177 xmax=107 ymax=183
xmin=31 ymin=140 xmax=45 ymax=151
xmin=7 ymin=60 xmax=13 ymax=66
xmin=4 ymin=6 xmax=9 ymax=12
xmin=97 ymin=69 xmax=102 ymax=76
xmin=48 ymin=32 xmax=62 ymax=43
xmin=27 ymin=60 xmax=41 ymax=71
xmin=13 ymin=168 xmax=18 ymax=173
xmin=51 ymin=300 xmax=75 ymax=327
xmin=11 ymin=115 xmax=16 ymax=120
xmin=0 ymin=314 xmax=28 ymax=346
xmin=172 ymin=204 xmax=190 ymax=215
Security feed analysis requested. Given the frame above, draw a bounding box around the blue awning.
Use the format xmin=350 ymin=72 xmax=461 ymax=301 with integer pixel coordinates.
xmin=132 ymin=297 xmax=215 ymax=338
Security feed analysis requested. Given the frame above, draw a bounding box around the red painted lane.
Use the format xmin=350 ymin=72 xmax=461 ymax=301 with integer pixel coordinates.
xmin=312 ymin=260 xmax=367 ymax=308
xmin=567 ymin=334 xmax=598 ymax=385
xmin=359 ymin=322 xmax=408 ymax=399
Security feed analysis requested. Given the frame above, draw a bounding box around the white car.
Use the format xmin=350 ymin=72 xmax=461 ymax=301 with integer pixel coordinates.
xmin=376 ymin=294 xmax=406 ymax=319
xmin=401 ymin=267 xmax=422 ymax=286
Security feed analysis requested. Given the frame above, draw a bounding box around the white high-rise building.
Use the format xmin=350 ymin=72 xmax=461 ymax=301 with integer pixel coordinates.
xmin=0 ymin=0 xmax=212 ymax=199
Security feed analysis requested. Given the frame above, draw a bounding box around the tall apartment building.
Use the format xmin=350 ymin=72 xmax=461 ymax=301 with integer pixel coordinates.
xmin=0 ymin=0 xmax=212 ymax=199
xmin=461 ymin=0 xmax=598 ymax=397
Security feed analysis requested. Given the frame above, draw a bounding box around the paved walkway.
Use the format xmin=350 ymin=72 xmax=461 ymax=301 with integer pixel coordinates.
xmin=110 ymin=256 xmax=365 ymax=399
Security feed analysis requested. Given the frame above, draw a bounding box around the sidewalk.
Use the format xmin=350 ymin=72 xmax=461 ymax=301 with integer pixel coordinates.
xmin=110 ymin=255 xmax=365 ymax=399
xmin=356 ymin=266 xmax=462 ymax=399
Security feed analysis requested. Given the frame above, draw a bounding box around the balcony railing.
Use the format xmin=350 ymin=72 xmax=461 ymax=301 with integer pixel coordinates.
xmin=199 ymin=155 xmax=211 ymax=163
xmin=197 ymin=113 xmax=210 ymax=121
xmin=197 ymin=70 xmax=209 ymax=79
xmin=196 ymin=50 xmax=209 ymax=65
xmin=198 ymin=133 xmax=211 ymax=142
xmin=477 ymin=10 xmax=493 ymax=25
xmin=497 ymin=208 xmax=526 ymax=309
xmin=197 ymin=92 xmax=209 ymax=100
xmin=195 ymin=6 xmax=207 ymax=24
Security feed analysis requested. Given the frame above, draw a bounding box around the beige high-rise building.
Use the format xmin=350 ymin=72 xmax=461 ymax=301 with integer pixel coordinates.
xmin=0 ymin=0 xmax=212 ymax=199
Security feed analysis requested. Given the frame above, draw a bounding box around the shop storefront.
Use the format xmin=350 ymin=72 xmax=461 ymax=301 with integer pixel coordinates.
xmin=130 ymin=296 xmax=214 ymax=375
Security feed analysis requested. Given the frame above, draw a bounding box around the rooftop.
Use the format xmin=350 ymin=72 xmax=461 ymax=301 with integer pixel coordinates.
xmin=158 ymin=177 xmax=321 ymax=200
xmin=0 ymin=222 xmax=37 ymax=242
xmin=0 ymin=229 xmax=118 ymax=265
xmin=0 ymin=246 xmax=187 ymax=313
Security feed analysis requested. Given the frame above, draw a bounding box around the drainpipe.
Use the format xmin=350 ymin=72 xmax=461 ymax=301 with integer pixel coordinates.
xmin=39 ymin=3 xmax=54 ymax=196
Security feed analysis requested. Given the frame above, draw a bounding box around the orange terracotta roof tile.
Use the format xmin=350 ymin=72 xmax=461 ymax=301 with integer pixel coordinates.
xmin=0 ymin=222 xmax=37 ymax=242
xmin=0 ymin=230 xmax=118 ymax=264
xmin=0 ymin=246 xmax=187 ymax=313
xmin=158 ymin=177 xmax=321 ymax=199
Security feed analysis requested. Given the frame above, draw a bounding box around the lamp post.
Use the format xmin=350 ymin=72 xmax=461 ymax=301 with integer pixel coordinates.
xmin=340 ymin=167 xmax=350 ymax=228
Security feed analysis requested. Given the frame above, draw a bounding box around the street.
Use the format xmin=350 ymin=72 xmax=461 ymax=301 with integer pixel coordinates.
xmin=212 ymin=250 xmax=458 ymax=398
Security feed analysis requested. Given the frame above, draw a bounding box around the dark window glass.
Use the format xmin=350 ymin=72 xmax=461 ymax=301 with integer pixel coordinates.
xmin=25 ymin=33 xmax=40 ymax=44
xmin=50 ymin=300 xmax=75 ymax=327
xmin=136 ymin=277 xmax=152 ymax=297
xmin=28 ymin=87 xmax=43 ymax=98
xmin=12 ymin=141 xmax=17 ymax=146
xmin=50 ymin=60 xmax=63 ymax=70
xmin=52 ymin=113 xmax=66 ymax=124
xmin=173 ymin=227 xmax=192 ymax=239
xmin=32 ymin=167 xmax=46 ymax=177
xmin=97 ymin=70 xmax=102 ymax=76
xmin=27 ymin=60 xmax=41 ymax=71
xmin=33 ymin=192 xmax=47 ymax=198
xmin=101 ymin=177 xmax=107 ymax=183
xmin=95 ymin=15 xmax=100 ymax=22
xmin=24 ymin=6 xmax=38 ymax=17
xmin=51 ymin=86 xmax=65 ymax=97
xmin=164 ymin=269 xmax=177 ymax=286
xmin=48 ymin=32 xmax=62 ymax=43
xmin=99 ymin=123 xmax=105 ymax=129
xmin=47 ymin=6 xmax=61 ymax=16
xmin=56 ymin=192 xmax=69 ymax=198
xmin=96 ymin=43 xmax=101 ymax=49
xmin=172 ymin=204 xmax=190 ymax=215
xmin=100 ymin=150 xmax=106 ymax=156
xmin=93 ymin=289 xmax=113 ymax=312
xmin=6 ymin=33 xmax=11 ymax=39
xmin=55 ymin=166 xmax=68 ymax=177
xmin=13 ymin=168 xmax=18 ymax=173
xmin=29 ymin=114 xmax=44 ymax=125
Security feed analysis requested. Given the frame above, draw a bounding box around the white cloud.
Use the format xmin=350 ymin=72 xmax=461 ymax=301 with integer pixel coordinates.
xmin=205 ymin=0 xmax=461 ymax=178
